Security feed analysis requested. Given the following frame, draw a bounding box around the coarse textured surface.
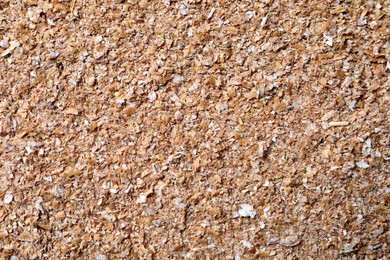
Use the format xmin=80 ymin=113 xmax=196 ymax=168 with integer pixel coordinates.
xmin=0 ymin=0 xmax=389 ymax=259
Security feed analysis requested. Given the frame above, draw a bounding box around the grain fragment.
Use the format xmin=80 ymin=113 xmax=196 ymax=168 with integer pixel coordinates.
xmin=208 ymin=75 xmax=217 ymax=87
xmin=3 ymin=194 xmax=13 ymax=204
xmin=260 ymin=16 xmax=268 ymax=28
xmin=207 ymin=7 xmax=215 ymax=19
xmin=258 ymin=141 xmax=269 ymax=158
xmin=65 ymin=168 xmax=81 ymax=178
xmin=55 ymin=211 xmax=66 ymax=219
xmin=86 ymin=76 xmax=96 ymax=86
xmin=323 ymin=33 xmax=333 ymax=46
xmin=124 ymin=106 xmax=136 ymax=116
xmin=0 ymin=37 xmax=9 ymax=48
xmin=1 ymin=40 xmax=19 ymax=57
xmin=241 ymin=240 xmax=252 ymax=248
xmin=281 ymin=235 xmax=300 ymax=247
xmin=268 ymin=237 xmax=279 ymax=245
xmin=148 ymin=91 xmax=157 ymax=102
xmin=0 ymin=231 xmax=7 ymax=239
xmin=237 ymin=204 xmax=257 ymax=218
xmin=368 ymin=243 xmax=383 ymax=250
xmin=70 ymin=0 xmax=77 ymax=12
xmin=341 ymin=238 xmax=360 ymax=254
xmin=357 ymin=160 xmax=369 ymax=169
xmin=64 ymin=107 xmax=79 ymax=115
xmin=178 ymin=5 xmax=187 ymax=16
xmin=328 ymin=121 xmax=349 ymax=127
xmin=95 ymin=254 xmax=107 ymax=260
xmin=48 ymin=51 xmax=59 ymax=60
xmin=259 ymin=221 xmax=266 ymax=229
xmin=137 ymin=193 xmax=147 ymax=204
xmin=18 ymin=231 xmax=32 ymax=241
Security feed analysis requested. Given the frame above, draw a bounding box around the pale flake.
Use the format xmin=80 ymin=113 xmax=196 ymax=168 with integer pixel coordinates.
xmin=148 ymin=91 xmax=157 ymax=102
xmin=260 ymin=16 xmax=268 ymax=28
xmin=323 ymin=33 xmax=333 ymax=46
xmin=238 ymin=204 xmax=257 ymax=218
xmin=95 ymin=254 xmax=107 ymax=260
xmin=259 ymin=221 xmax=266 ymax=229
xmin=109 ymin=188 xmax=118 ymax=194
xmin=43 ymin=176 xmax=52 ymax=182
xmin=208 ymin=7 xmax=215 ymax=19
xmin=68 ymin=79 xmax=78 ymax=86
xmin=362 ymin=138 xmax=372 ymax=155
xmin=188 ymin=28 xmax=194 ymax=37
xmin=348 ymin=100 xmax=357 ymax=111
xmin=241 ymin=240 xmax=252 ymax=248
xmin=25 ymin=146 xmax=33 ymax=155
xmin=357 ymin=160 xmax=369 ymax=169
xmin=0 ymin=37 xmax=9 ymax=48
xmin=173 ymin=74 xmax=184 ymax=83
xmin=4 ymin=194 xmax=13 ymax=204
xmin=137 ymin=193 xmax=147 ymax=203
xmin=246 ymin=11 xmax=255 ymax=20
xmin=179 ymin=5 xmax=187 ymax=16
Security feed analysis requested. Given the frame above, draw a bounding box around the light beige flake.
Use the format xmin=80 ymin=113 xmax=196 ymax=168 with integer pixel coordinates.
xmin=328 ymin=121 xmax=349 ymax=127
xmin=1 ymin=40 xmax=19 ymax=57
xmin=64 ymin=107 xmax=79 ymax=115
xmin=281 ymin=235 xmax=300 ymax=247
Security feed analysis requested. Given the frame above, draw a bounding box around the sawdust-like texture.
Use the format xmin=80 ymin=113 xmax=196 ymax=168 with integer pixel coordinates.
xmin=0 ymin=0 xmax=389 ymax=259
